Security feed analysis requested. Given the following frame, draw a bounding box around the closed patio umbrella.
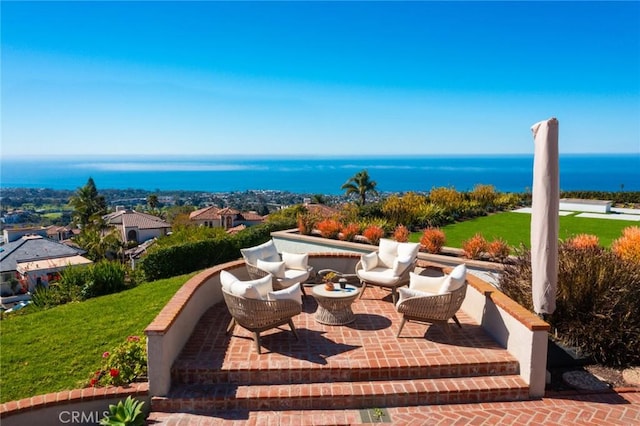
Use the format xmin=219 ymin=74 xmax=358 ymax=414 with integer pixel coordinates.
xmin=530 ymin=117 xmax=559 ymax=315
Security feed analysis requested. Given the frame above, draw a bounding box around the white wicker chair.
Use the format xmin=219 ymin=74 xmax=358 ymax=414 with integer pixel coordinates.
xmin=395 ymin=283 xmax=467 ymax=336
xmin=355 ymin=239 xmax=420 ymax=303
xmin=395 ymin=264 xmax=468 ymax=336
xmin=222 ymin=288 xmax=301 ymax=354
xmin=241 ymin=240 xmax=312 ymax=295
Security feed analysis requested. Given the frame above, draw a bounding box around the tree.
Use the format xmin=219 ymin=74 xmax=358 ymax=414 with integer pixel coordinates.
xmin=312 ymin=194 xmax=327 ymax=204
xmin=341 ymin=169 xmax=378 ymax=206
xmin=69 ymin=177 xmax=107 ymax=228
xmin=75 ymin=223 xmax=123 ymax=261
xmin=147 ymin=194 xmax=159 ymax=209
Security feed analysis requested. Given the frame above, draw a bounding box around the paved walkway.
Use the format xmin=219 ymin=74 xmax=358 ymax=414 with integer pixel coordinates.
xmin=147 ymin=389 xmax=640 ymax=425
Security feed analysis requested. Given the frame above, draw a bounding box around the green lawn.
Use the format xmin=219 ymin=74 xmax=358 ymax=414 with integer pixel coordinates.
xmin=0 ymin=273 xmax=194 ymax=403
xmin=410 ymin=212 xmax=637 ymax=248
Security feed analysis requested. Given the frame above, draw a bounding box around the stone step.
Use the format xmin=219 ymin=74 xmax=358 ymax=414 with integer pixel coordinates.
xmin=171 ymin=359 xmax=520 ymax=385
xmin=152 ymin=375 xmax=530 ymax=414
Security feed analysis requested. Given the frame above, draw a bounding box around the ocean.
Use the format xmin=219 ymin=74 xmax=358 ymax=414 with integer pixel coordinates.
xmin=1 ymin=154 xmax=638 ymax=194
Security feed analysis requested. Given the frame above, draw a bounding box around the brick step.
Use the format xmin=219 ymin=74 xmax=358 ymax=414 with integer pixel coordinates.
xmin=151 ymin=375 xmax=530 ymax=414
xmin=171 ymin=359 xmax=520 ymax=385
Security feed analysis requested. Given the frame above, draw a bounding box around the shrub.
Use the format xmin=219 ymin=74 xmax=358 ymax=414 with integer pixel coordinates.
xmin=429 ymin=186 xmax=464 ymax=206
xmin=499 ymin=243 xmax=640 ymax=367
xmin=416 ymin=204 xmax=448 ymax=228
xmin=316 ymin=218 xmax=342 ymax=239
xmin=487 ymin=238 xmax=510 ymax=262
xmin=142 ymin=237 xmax=237 ymax=280
xmin=382 ymin=192 xmax=428 ymax=229
xmin=297 ymin=211 xmax=318 ymax=235
xmin=90 ymin=336 xmax=147 ymax=388
xmin=81 ymin=261 xmax=128 ymax=299
xmin=469 ymin=184 xmax=499 ymax=211
xmin=611 ymin=226 xmax=640 ymax=264
xmin=566 ymin=234 xmax=600 ymax=249
xmin=462 ymin=233 xmax=487 ymax=260
xmin=362 ymin=225 xmax=384 ymax=245
xmin=339 ymin=222 xmax=360 ymax=241
xmin=393 ymin=224 xmax=410 ymax=242
xmin=420 ymin=228 xmax=446 ymax=254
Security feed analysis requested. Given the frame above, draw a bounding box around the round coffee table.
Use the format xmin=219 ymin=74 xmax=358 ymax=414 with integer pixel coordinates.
xmin=312 ymin=283 xmax=359 ymax=325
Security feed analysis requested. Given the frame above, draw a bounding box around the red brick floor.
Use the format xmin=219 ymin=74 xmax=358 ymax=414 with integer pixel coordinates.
xmin=147 ymin=391 xmax=640 ymax=425
xmin=148 ymin=285 xmax=640 ymax=424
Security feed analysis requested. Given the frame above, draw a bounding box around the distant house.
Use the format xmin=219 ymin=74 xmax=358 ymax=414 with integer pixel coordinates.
xmin=46 ymin=225 xmax=76 ymax=242
xmin=104 ymin=207 xmax=171 ymax=244
xmin=0 ymin=235 xmax=92 ymax=294
xmin=2 ymin=227 xmax=49 ymax=244
xmin=189 ymin=206 xmax=265 ymax=230
xmin=304 ymin=202 xmax=340 ymax=218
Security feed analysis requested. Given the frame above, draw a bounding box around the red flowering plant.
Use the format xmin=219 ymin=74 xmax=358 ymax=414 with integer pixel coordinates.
xmin=89 ymin=336 xmax=147 ymax=387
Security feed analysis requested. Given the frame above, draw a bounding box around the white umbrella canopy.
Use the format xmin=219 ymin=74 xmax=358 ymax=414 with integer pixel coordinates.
xmin=530 ymin=117 xmax=559 ymax=315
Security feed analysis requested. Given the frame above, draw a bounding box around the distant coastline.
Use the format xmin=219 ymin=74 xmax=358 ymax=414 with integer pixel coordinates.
xmin=1 ymin=154 xmax=638 ymax=194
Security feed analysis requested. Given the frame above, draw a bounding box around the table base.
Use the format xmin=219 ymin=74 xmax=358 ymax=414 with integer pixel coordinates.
xmin=314 ymin=304 xmax=356 ymax=325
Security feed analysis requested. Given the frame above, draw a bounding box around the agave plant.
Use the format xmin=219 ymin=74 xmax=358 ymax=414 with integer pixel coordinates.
xmin=100 ymin=396 xmax=145 ymax=426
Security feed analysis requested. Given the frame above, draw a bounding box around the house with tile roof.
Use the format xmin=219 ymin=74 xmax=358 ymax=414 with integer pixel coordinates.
xmin=189 ymin=206 xmax=265 ymax=230
xmin=104 ymin=207 xmax=172 ymax=244
xmin=0 ymin=235 xmax=92 ymax=294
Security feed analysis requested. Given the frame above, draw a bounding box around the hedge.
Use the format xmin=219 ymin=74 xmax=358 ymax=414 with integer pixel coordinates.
xmin=141 ymin=220 xmax=294 ymax=280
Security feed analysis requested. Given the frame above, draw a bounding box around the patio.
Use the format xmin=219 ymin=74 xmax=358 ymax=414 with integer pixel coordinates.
xmin=151 ymin=274 xmax=529 ymax=415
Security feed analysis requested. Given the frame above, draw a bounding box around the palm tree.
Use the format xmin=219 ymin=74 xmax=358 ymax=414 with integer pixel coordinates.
xmin=341 ymin=169 xmax=378 ymax=205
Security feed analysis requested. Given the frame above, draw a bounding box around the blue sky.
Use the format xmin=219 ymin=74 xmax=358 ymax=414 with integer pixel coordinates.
xmin=2 ymin=1 xmax=639 ymax=157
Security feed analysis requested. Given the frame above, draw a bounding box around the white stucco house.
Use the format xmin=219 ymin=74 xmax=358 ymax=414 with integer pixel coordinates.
xmin=104 ymin=207 xmax=171 ymax=244
xmin=189 ymin=206 xmax=265 ymax=230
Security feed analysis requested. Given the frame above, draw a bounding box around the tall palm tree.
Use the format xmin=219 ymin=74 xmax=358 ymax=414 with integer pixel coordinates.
xmin=341 ymin=169 xmax=378 ymax=205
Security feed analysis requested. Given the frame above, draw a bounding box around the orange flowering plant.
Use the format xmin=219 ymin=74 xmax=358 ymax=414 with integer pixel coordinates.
xmin=89 ymin=336 xmax=147 ymax=387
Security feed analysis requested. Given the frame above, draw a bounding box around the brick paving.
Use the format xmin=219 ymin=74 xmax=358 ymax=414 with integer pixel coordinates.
xmin=147 ymin=390 xmax=640 ymax=425
xmin=147 ymin=285 xmax=640 ymax=424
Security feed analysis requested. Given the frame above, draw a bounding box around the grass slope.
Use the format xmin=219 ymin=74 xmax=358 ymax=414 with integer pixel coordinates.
xmin=411 ymin=212 xmax=637 ymax=248
xmin=0 ymin=273 xmax=193 ymax=403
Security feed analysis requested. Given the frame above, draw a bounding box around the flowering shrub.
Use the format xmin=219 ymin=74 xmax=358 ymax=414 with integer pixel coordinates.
xmin=362 ymin=225 xmax=385 ymax=245
xmin=566 ymin=234 xmax=600 ymax=250
xmin=611 ymin=226 xmax=640 ymax=264
xmin=462 ymin=233 xmax=487 ymax=260
xmin=339 ymin=223 xmax=360 ymax=242
xmin=393 ymin=225 xmax=410 ymax=242
xmin=316 ymin=218 xmax=342 ymax=239
xmin=90 ymin=336 xmax=147 ymax=387
xmin=297 ymin=212 xmax=317 ymax=235
xmin=487 ymin=238 xmax=510 ymax=262
xmin=499 ymin=243 xmax=640 ymax=367
xmin=420 ymin=228 xmax=446 ymax=254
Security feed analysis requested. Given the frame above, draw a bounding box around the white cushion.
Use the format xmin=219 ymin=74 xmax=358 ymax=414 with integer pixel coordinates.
xmin=409 ymin=272 xmax=444 ymax=294
xmin=240 ymin=240 xmax=280 ymax=266
xmin=397 ymin=242 xmax=420 ymax=260
xmin=361 ymin=252 xmax=379 ymax=271
xmin=449 ymin=264 xmax=467 ymax=289
xmin=230 ymin=280 xmax=261 ymax=299
xmin=357 ymin=267 xmax=401 ymax=285
xmin=268 ymin=282 xmax=303 ymax=305
xmin=282 ymin=252 xmax=309 ymax=271
xmin=377 ymin=239 xmax=399 ymax=268
xmin=280 ymin=268 xmax=310 ymax=287
xmin=439 ymin=264 xmax=467 ymax=294
xmin=392 ymin=255 xmax=413 ymax=276
xmin=220 ymin=270 xmax=238 ymax=292
xmin=257 ymin=259 xmax=286 ymax=278
xmin=396 ymin=287 xmax=430 ymax=307
xmin=229 ymin=274 xmax=273 ymax=299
